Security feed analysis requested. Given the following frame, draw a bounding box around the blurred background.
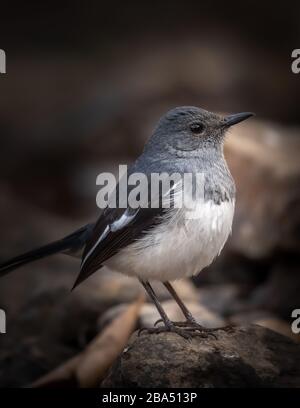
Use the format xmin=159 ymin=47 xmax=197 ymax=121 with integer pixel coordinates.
xmin=0 ymin=1 xmax=300 ymax=386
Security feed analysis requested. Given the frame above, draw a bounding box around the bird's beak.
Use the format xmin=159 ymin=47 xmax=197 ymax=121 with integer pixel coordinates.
xmin=224 ymin=112 xmax=255 ymax=127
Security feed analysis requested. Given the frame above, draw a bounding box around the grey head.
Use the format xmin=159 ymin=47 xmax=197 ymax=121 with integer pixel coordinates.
xmin=138 ymin=106 xmax=254 ymax=204
xmin=144 ymin=106 xmax=254 ymax=158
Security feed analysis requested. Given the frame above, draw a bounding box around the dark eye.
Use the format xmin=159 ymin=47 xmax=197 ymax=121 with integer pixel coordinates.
xmin=190 ymin=122 xmax=205 ymax=134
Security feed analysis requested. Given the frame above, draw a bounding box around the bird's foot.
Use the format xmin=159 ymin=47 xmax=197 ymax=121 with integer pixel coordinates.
xmin=139 ymin=320 xmax=219 ymax=340
xmin=155 ymin=318 xmax=234 ymax=331
xmin=153 ymin=318 xmax=235 ymax=339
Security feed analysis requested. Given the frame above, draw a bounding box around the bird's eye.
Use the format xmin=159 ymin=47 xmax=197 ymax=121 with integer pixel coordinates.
xmin=190 ymin=122 xmax=205 ymax=134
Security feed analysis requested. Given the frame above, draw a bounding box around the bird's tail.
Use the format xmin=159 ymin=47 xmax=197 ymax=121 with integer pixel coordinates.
xmin=0 ymin=224 xmax=93 ymax=277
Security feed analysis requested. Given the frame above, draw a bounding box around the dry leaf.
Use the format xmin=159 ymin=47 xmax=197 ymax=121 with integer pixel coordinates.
xmin=77 ymin=294 xmax=144 ymax=387
xmin=30 ymin=355 xmax=81 ymax=388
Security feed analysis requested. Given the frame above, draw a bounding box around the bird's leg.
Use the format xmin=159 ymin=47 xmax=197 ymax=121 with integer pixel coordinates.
xmin=154 ymin=281 xmax=228 ymax=337
xmin=163 ymin=281 xmax=199 ymax=326
xmin=138 ymin=280 xmax=212 ymax=340
xmin=139 ymin=280 xmax=172 ymax=329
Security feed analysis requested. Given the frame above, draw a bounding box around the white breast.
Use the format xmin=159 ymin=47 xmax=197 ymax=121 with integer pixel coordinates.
xmin=106 ymin=198 xmax=235 ymax=282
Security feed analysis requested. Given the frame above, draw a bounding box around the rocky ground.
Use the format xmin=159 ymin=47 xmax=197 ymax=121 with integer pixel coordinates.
xmin=102 ymin=326 xmax=300 ymax=388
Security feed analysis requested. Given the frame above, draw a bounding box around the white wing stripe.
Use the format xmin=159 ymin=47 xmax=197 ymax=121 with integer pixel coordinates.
xmin=80 ymin=225 xmax=110 ymax=269
xmin=80 ymin=208 xmax=139 ymax=269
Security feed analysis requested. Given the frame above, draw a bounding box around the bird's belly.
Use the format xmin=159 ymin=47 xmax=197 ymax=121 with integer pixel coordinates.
xmin=105 ymin=200 xmax=235 ymax=281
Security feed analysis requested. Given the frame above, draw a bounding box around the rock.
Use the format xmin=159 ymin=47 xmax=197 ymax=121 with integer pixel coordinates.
xmin=101 ymin=325 xmax=300 ymax=388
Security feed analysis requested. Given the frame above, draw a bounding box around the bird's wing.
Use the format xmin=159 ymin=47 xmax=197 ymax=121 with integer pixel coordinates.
xmin=72 ymin=179 xmax=180 ymax=288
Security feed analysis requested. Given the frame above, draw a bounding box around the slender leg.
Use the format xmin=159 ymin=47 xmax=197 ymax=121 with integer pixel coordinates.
xmin=153 ymin=281 xmax=205 ymax=330
xmin=139 ymin=280 xmax=215 ymax=339
xmin=155 ymin=281 xmax=233 ymax=334
xmin=139 ymin=280 xmax=172 ymax=328
xmin=163 ymin=281 xmax=198 ymax=324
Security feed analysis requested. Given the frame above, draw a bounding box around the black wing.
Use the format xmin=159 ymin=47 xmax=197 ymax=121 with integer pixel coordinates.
xmin=73 ymin=171 xmax=178 ymax=288
xmin=72 ymin=205 xmax=166 ymax=288
xmin=72 ymin=169 xmax=182 ymax=288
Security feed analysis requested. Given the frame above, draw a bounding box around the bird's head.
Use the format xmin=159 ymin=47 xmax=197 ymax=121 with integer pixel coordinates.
xmin=146 ymin=106 xmax=254 ymax=155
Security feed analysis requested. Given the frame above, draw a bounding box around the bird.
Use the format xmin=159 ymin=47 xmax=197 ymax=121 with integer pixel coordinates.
xmin=0 ymin=106 xmax=254 ymax=338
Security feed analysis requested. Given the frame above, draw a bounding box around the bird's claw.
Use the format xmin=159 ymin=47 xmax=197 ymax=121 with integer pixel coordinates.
xmin=152 ymin=318 xmax=227 ymax=339
xmin=140 ymin=320 xmax=221 ymax=340
xmin=138 ymin=327 xmax=150 ymax=336
xmin=154 ymin=318 xmax=164 ymax=327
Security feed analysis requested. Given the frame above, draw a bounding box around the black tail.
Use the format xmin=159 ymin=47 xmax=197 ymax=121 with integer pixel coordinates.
xmin=0 ymin=224 xmax=93 ymax=277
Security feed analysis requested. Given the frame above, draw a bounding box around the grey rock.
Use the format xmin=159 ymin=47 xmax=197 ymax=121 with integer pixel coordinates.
xmin=102 ymin=325 xmax=300 ymax=388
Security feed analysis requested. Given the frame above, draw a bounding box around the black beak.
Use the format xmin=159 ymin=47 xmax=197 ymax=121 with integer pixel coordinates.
xmin=224 ymin=112 xmax=255 ymax=127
